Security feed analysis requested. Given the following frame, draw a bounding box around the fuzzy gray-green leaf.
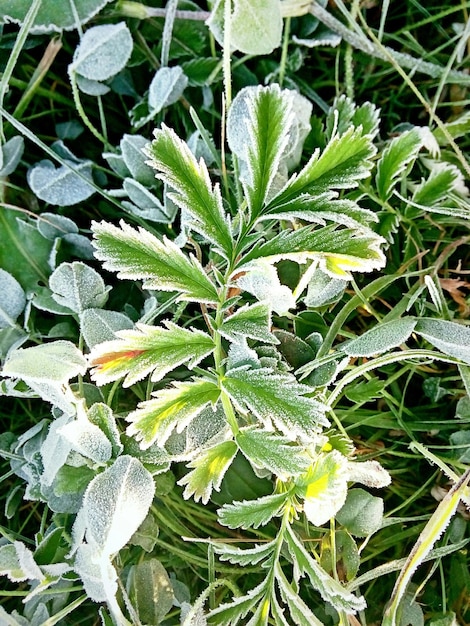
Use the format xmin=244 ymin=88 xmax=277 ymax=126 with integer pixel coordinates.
xmin=345 ymin=317 xmax=417 ymax=357
xmin=415 ymin=318 xmax=470 ymax=364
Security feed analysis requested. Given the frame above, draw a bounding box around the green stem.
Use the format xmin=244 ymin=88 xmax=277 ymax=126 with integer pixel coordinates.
xmin=278 ymin=17 xmax=291 ymax=88
xmin=68 ymin=70 xmax=109 ymax=147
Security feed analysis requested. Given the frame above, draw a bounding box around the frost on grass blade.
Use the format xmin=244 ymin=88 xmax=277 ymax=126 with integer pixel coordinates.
xmin=178 ymin=440 xmax=238 ymax=504
xmin=220 ymin=301 xmax=279 ymax=344
xmin=415 ymin=318 xmax=470 ymax=364
xmin=126 ymin=379 xmax=220 ymax=449
xmin=222 ymin=367 xmax=329 ymax=442
xmin=91 ymin=220 xmax=219 ymax=303
xmin=146 ymin=125 xmax=232 ymax=258
xmin=218 ymin=492 xmax=288 ymax=529
xmin=345 ymin=317 xmax=417 ymax=357
xmin=89 ymin=321 xmax=215 ymax=387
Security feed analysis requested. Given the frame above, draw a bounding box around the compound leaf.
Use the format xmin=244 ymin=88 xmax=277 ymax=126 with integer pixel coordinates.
xmin=126 ymin=379 xmax=221 ymax=449
xmin=91 ymin=220 xmax=219 ymax=303
xmin=222 ymin=367 xmax=329 ymax=442
xmin=213 ymin=540 xmax=275 ymax=565
xmin=89 ymin=321 xmax=215 ymax=387
xmin=220 ymin=301 xmax=279 ymax=344
xmin=146 ymin=125 xmax=233 ymax=258
xmin=218 ymin=491 xmax=288 ymax=529
xmin=285 ymin=524 xmax=366 ymax=614
xmin=236 ymin=427 xmax=310 ymax=477
xmin=267 ymin=125 xmax=376 ymax=210
xmin=207 ymin=579 xmax=268 ymax=625
xmin=241 ymin=225 xmax=385 ymax=279
xmin=375 ymin=128 xmax=422 ymax=201
xmin=178 ymin=440 xmax=238 ymax=504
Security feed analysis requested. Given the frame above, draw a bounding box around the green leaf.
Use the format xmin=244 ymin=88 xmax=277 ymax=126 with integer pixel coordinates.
xmin=222 ymin=367 xmax=329 ymax=442
xmin=227 ymin=84 xmax=298 ymax=219
xmin=148 ymin=66 xmax=188 ymax=115
xmin=326 ymin=95 xmax=380 ymax=140
xmin=89 ymin=321 xmax=215 ymax=387
xmin=412 ymin=161 xmax=470 ymax=212
xmin=213 ymin=539 xmax=276 ymax=565
xmin=241 ymin=225 xmax=386 ymax=279
xmin=126 ymin=559 xmax=174 ymax=625
xmin=146 ymin=125 xmax=233 ymax=258
xmin=207 ymin=0 xmax=283 ymax=55
xmin=0 ymin=210 xmax=53 ymax=292
xmin=274 ymin=562 xmax=325 ymax=626
xmin=91 ymin=220 xmax=219 ymax=303
xmin=0 ymin=269 xmax=26 ymax=329
xmin=0 ymin=0 xmax=113 ymax=33
xmin=295 ymin=451 xmax=348 ymax=526
xmin=178 ymin=440 xmax=238 ymax=504
xmin=285 ymin=524 xmax=366 ymax=614
xmin=70 ymin=22 xmax=133 ymax=81
xmin=415 ymin=318 xmax=470 ymax=364
xmin=375 ymin=128 xmax=422 ymax=201
xmin=49 ymin=261 xmax=109 ymax=314
xmin=220 ymin=302 xmax=279 ymax=344
xmin=218 ymin=492 xmax=288 ymax=529
xmin=126 ymin=379 xmax=221 ymax=449
xmin=236 ymin=427 xmax=310 ymax=477
xmin=207 ymin=579 xmax=268 ymax=625
xmin=344 ymin=317 xmax=417 ymax=357
xmin=336 ymin=488 xmax=384 ymax=537
xmin=267 ymin=125 xmax=376 ymax=209
xmin=3 ymin=340 xmax=86 ymax=383
xmin=83 ymin=455 xmax=155 ymax=556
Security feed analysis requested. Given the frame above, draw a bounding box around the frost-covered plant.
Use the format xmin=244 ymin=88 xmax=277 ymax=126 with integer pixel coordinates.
xmin=2 ymin=80 xmax=470 ymax=624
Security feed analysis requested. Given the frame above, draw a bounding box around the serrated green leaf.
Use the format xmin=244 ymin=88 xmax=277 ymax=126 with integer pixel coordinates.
xmin=146 ymin=125 xmax=233 ymax=257
xmin=229 ymin=85 xmax=295 ymax=219
xmin=236 ymin=427 xmax=310 ymax=478
xmin=412 ymin=161 xmax=469 ymax=209
xmin=326 ymin=95 xmax=380 ymax=140
xmin=207 ymin=579 xmax=268 ymax=625
xmin=89 ymin=321 xmax=215 ymax=387
xmin=218 ymin=491 xmax=287 ymax=529
xmin=91 ymin=220 xmax=219 ymax=303
xmin=415 ymin=318 xmax=470 ymax=364
xmin=261 ymin=192 xmax=378 ymax=230
xmin=274 ymin=562 xmax=324 ymax=625
xmin=375 ymin=128 xmax=422 ymax=201
xmin=240 ymin=225 xmax=386 ymax=279
xmin=178 ymin=440 xmax=238 ymax=504
xmin=126 ymin=379 xmax=220 ymax=449
xmin=285 ymin=524 xmax=366 ymax=613
xmin=222 ymin=367 xmax=329 ymax=442
xmin=295 ymin=451 xmax=348 ymax=526
xmin=220 ymin=302 xmax=279 ymax=344
xmin=345 ymin=317 xmax=417 ymax=357
xmin=267 ymin=125 xmax=376 ymax=210
xmin=213 ymin=539 xmax=275 ymax=565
